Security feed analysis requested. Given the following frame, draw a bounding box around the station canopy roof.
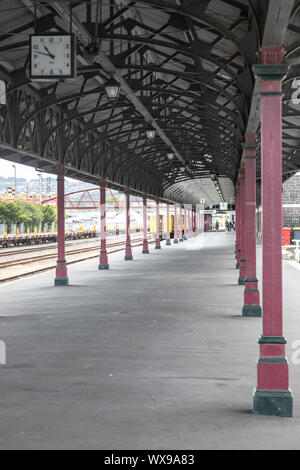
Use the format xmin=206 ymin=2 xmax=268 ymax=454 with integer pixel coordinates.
xmin=0 ymin=0 xmax=299 ymax=206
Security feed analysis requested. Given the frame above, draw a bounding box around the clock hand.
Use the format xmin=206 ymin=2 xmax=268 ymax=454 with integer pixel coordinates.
xmin=44 ymin=45 xmax=55 ymax=60
xmin=35 ymin=51 xmax=55 ymax=58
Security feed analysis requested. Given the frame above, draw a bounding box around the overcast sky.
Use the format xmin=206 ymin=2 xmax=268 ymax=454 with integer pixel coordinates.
xmin=0 ymin=158 xmax=51 ymax=180
xmin=0 ymin=158 xmax=99 ymax=190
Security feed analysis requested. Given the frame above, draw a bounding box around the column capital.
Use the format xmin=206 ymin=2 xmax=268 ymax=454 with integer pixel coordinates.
xmin=243 ymin=139 xmax=257 ymax=158
xmin=245 ymin=133 xmax=256 ymax=144
xmin=55 ymin=165 xmax=65 ymax=176
xmin=253 ymin=46 xmax=288 ymax=81
xmin=253 ymin=65 xmax=289 ymax=82
xmin=259 ymin=46 xmax=285 ymax=64
xmin=243 ymin=142 xmax=257 ymax=151
xmin=243 ymin=134 xmax=257 ymax=153
xmin=253 ymin=64 xmax=289 ymax=82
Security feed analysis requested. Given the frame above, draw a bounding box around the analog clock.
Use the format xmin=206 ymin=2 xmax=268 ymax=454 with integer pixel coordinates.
xmin=30 ymin=34 xmax=76 ymax=80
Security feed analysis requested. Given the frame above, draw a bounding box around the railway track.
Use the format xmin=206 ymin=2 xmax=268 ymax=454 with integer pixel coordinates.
xmin=0 ymin=236 xmax=120 ymax=258
xmin=0 ymin=236 xmax=154 ymax=284
xmin=0 ymin=241 xmax=87 ymax=258
xmin=0 ymin=239 xmax=127 ymax=268
xmin=0 ymin=233 xmax=145 ymax=260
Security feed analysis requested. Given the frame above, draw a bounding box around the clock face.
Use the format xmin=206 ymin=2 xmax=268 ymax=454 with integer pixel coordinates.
xmin=30 ymin=34 xmax=75 ymax=79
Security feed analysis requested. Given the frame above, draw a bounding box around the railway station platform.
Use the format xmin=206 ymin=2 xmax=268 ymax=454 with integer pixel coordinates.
xmin=0 ymin=232 xmax=300 ymax=450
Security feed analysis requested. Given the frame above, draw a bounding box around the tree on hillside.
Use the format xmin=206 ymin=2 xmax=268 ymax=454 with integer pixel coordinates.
xmin=0 ymin=201 xmax=57 ymax=233
xmin=0 ymin=201 xmax=22 ymax=233
xmin=41 ymin=205 xmax=57 ymax=229
xmin=16 ymin=201 xmax=43 ymax=230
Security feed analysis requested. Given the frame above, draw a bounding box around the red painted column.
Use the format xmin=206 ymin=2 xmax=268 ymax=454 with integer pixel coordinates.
xmin=184 ymin=208 xmax=188 ymax=240
xmin=242 ymin=135 xmax=261 ymax=316
xmin=234 ymin=189 xmax=238 ymax=254
xmin=238 ymin=166 xmax=247 ymax=285
xmin=174 ymin=205 xmax=179 ymax=244
xmin=142 ymin=196 xmax=149 ymax=254
xmin=124 ymin=192 xmax=133 ymax=261
xmin=166 ymin=204 xmax=171 ymax=246
xmin=54 ymin=168 xmax=68 ymax=286
xmin=179 ymin=206 xmax=184 ymax=242
xmin=253 ymin=46 xmax=292 ymax=417
xmin=99 ymin=184 xmax=109 ymax=270
xmin=155 ymin=200 xmax=161 ymax=249
xmin=235 ymin=184 xmax=240 ymax=269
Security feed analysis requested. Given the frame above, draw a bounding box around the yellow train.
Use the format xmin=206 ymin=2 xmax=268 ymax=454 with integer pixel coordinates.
xmin=150 ymin=215 xmax=186 ymax=239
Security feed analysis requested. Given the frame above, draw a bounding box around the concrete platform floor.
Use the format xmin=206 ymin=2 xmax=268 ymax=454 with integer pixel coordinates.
xmin=1 ymin=232 xmax=300 ymax=450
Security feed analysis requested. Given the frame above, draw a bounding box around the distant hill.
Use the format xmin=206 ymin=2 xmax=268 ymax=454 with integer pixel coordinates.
xmin=0 ymin=176 xmax=113 ymax=196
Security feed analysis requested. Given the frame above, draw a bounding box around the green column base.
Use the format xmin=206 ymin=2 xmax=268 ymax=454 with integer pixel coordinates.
xmin=253 ymin=389 xmax=293 ymax=417
xmin=98 ymin=264 xmax=109 ymax=270
xmin=166 ymin=242 xmax=171 ymax=246
xmin=54 ymin=277 xmax=69 ymax=286
xmin=238 ymin=276 xmax=246 ymax=285
xmin=174 ymin=240 xmax=179 ymax=244
xmin=142 ymin=250 xmax=150 ymax=254
xmin=179 ymin=239 xmax=184 ymax=242
xmin=242 ymin=305 xmax=262 ymax=317
xmin=155 ymin=245 xmax=161 ymax=250
xmin=124 ymin=255 xmax=133 ymax=261
xmin=184 ymin=237 xmax=188 ymax=240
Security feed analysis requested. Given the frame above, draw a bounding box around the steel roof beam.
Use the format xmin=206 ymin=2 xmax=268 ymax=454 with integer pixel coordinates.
xmin=49 ymin=0 xmax=188 ymax=168
xmin=246 ymin=0 xmax=294 ymax=135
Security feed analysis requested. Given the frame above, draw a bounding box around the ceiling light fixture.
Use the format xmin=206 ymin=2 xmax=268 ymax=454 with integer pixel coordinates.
xmin=146 ymin=129 xmax=156 ymax=140
xmin=105 ymin=78 xmax=120 ymax=100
